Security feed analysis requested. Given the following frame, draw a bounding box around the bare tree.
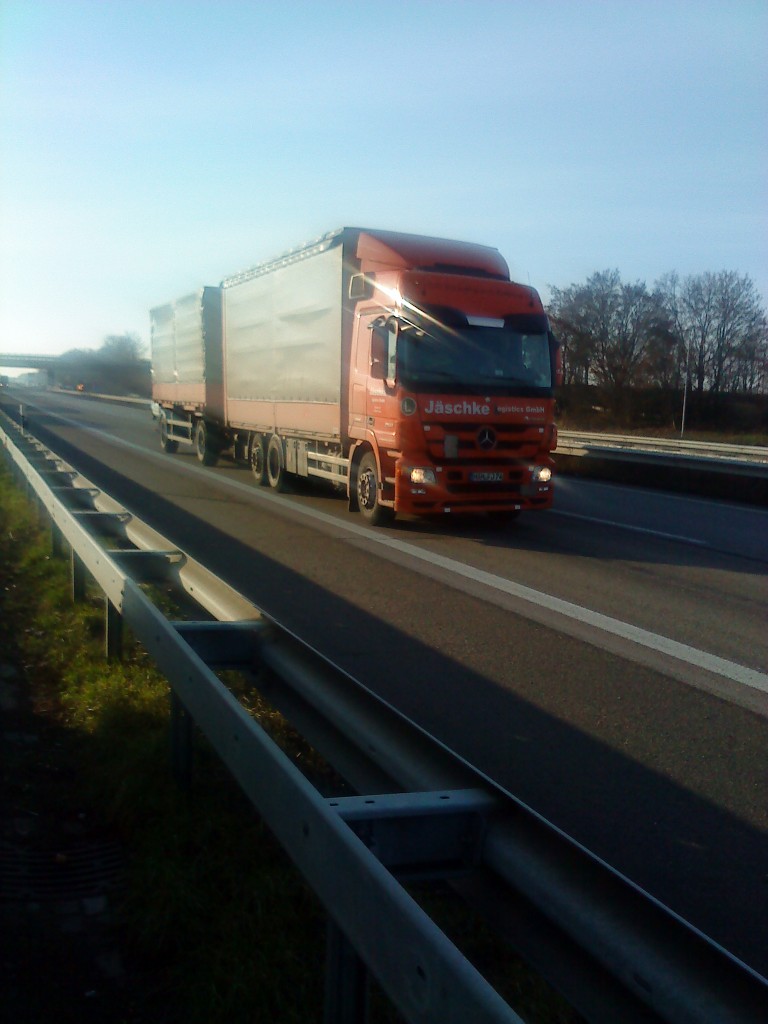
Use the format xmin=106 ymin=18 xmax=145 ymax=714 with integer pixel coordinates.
xmin=548 ymin=270 xmax=670 ymax=412
xmin=710 ymin=272 xmax=765 ymax=393
xmin=546 ymin=296 xmax=592 ymax=385
xmin=96 ymin=334 xmax=148 ymax=395
xmin=731 ymin=330 xmax=768 ymax=393
xmin=657 ymin=271 xmax=766 ymax=395
xmin=99 ymin=332 xmax=145 ymax=363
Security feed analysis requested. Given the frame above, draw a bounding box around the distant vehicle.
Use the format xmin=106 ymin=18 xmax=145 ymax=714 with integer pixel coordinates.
xmin=0 ymin=375 xmax=8 ymax=388
xmin=151 ymin=227 xmax=561 ymax=524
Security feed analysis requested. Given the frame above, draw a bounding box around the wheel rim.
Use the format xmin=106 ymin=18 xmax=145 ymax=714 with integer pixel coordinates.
xmin=251 ymin=444 xmax=265 ymax=477
xmin=359 ymin=467 xmax=376 ymax=511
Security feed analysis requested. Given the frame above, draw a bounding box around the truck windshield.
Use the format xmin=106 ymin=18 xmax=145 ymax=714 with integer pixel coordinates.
xmin=396 ymin=310 xmax=553 ymax=394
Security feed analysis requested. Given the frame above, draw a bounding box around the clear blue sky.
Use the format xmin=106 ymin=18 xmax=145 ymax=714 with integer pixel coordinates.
xmin=1 ymin=0 xmax=766 ymax=371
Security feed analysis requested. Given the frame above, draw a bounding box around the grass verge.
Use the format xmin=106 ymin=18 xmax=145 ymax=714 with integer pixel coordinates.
xmin=0 ymin=455 xmax=581 ymax=1024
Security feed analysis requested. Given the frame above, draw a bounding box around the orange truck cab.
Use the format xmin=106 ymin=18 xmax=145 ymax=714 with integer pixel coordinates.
xmin=346 ymin=230 xmax=560 ymax=522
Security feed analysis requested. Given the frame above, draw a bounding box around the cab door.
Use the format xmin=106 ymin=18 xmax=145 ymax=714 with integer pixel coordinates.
xmin=349 ymin=311 xmax=373 ymax=438
xmin=367 ymin=319 xmax=398 ymax=448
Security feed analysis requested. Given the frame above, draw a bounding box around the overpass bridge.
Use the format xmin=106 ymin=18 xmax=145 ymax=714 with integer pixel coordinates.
xmin=1 ymin=353 xmax=150 ymax=388
xmin=0 ymin=353 xmax=69 ymax=386
xmin=1 ymin=353 xmax=67 ymax=372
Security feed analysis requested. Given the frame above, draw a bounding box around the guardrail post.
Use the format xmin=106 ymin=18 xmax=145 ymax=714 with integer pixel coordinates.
xmin=32 ymin=491 xmax=44 ymax=527
xmin=170 ymin=692 xmax=193 ymax=789
xmin=324 ymin=919 xmax=369 ymax=1024
xmin=51 ymin=521 xmax=64 ymax=559
xmin=105 ymin=599 xmax=123 ymax=661
xmin=71 ymin=549 xmax=87 ymax=602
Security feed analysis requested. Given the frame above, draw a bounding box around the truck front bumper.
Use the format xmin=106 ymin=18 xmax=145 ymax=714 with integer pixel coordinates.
xmin=393 ymin=458 xmax=554 ymax=516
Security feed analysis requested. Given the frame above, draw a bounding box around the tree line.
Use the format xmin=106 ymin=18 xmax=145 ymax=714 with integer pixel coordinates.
xmin=547 ymin=269 xmax=767 ymax=406
xmin=58 ymin=333 xmax=150 ymax=395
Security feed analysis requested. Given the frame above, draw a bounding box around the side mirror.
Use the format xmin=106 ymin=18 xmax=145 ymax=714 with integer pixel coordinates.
xmin=349 ymin=273 xmax=374 ymax=300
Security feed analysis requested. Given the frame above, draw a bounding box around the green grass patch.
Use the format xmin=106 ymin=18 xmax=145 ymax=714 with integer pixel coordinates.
xmin=0 ymin=456 xmax=581 ymax=1023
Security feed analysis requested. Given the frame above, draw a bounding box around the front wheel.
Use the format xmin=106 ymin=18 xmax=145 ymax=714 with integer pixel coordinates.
xmin=356 ymin=452 xmax=392 ymax=526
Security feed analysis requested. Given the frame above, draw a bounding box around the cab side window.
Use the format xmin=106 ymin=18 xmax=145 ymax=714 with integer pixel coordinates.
xmin=386 ymin=326 xmax=397 ymax=381
xmin=370 ymin=323 xmax=398 ymax=384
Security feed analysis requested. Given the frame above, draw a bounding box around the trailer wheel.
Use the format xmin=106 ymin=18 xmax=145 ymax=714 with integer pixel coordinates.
xmin=159 ymin=414 xmax=179 ymax=454
xmin=250 ymin=435 xmax=267 ymax=486
xmin=195 ymin=420 xmax=219 ymax=466
xmin=356 ymin=452 xmax=392 ymax=526
xmin=266 ymin=434 xmax=287 ymax=491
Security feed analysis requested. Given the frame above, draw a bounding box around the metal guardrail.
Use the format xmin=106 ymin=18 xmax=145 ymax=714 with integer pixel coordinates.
xmin=1 ymin=411 xmax=766 ymax=1024
xmin=557 ymin=431 xmax=768 ymax=477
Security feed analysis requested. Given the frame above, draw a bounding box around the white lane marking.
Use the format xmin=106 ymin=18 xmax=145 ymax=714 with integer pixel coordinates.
xmin=32 ymin=407 xmax=768 ymax=699
xmin=549 ymin=510 xmax=708 ymax=547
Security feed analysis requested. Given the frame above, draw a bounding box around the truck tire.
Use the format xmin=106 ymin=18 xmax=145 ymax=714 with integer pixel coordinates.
xmin=195 ymin=420 xmax=219 ymax=466
xmin=250 ymin=434 xmax=267 ymax=485
xmin=356 ymin=452 xmax=392 ymax=525
xmin=159 ymin=414 xmax=179 ymax=454
xmin=266 ymin=434 xmax=287 ymax=491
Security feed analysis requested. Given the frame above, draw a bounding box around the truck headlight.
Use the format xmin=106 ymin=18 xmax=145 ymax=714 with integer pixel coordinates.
xmin=410 ymin=467 xmax=437 ymax=485
xmin=532 ymin=466 xmax=552 ymax=483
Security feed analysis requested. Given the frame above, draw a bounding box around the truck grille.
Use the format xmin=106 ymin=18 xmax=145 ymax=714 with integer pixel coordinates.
xmin=424 ymin=421 xmax=543 ymax=462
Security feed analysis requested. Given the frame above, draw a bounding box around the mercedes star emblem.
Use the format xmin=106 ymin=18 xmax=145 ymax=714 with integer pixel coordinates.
xmin=477 ymin=427 xmax=497 ymax=450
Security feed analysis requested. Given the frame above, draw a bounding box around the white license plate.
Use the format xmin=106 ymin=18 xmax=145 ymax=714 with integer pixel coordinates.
xmin=470 ymin=471 xmax=504 ymax=482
